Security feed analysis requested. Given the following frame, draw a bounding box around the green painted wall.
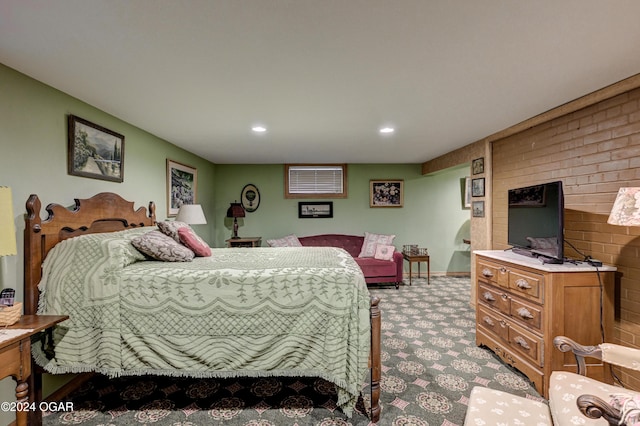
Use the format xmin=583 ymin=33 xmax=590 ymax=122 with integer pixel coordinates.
xmin=214 ymin=164 xmax=471 ymax=274
xmin=0 ymin=63 xmax=216 ymax=424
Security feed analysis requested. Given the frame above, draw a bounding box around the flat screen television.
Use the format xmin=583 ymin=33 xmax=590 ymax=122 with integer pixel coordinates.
xmin=507 ymin=181 xmax=564 ymax=264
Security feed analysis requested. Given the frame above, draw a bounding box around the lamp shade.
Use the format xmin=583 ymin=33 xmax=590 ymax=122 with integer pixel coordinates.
xmin=175 ymin=204 xmax=207 ymax=225
xmin=226 ymin=202 xmax=246 ymax=218
xmin=0 ymin=187 xmax=17 ymax=256
xmin=607 ymin=187 xmax=640 ymax=226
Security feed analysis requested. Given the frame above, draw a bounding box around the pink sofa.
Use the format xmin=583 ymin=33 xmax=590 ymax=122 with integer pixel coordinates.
xmin=298 ymin=234 xmax=403 ymax=288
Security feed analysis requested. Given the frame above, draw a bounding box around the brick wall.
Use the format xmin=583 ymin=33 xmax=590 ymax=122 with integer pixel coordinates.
xmin=492 ymin=87 xmax=640 ymax=389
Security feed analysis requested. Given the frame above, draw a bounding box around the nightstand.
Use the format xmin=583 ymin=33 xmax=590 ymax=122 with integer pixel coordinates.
xmin=0 ymin=314 xmax=68 ymax=426
xmin=226 ymin=237 xmax=262 ymax=248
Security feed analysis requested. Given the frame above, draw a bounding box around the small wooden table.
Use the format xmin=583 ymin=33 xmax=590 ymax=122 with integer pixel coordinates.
xmin=403 ymin=252 xmax=430 ymax=285
xmin=226 ymin=236 xmax=262 ymax=248
xmin=0 ymin=315 xmax=68 ymax=426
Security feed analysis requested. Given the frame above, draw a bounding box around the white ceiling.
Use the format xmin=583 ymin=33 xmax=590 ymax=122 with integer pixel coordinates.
xmin=2 ymin=1 xmax=640 ymax=164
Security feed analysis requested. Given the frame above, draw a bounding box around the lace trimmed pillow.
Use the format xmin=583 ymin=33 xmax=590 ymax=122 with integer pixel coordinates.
xmin=266 ymin=234 xmax=302 ymax=247
xmin=157 ymin=220 xmax=190 ymax=242
xmin=374 ymin=244 xmax=395 ymax=261
xmin=359 ymin=232 xmax=396 ymax=258
xmin=132 ymin=230 xmax=195 ymax=262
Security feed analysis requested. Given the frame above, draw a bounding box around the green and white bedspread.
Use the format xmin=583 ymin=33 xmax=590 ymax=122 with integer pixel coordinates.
xmin=33 ymin=228 xmax=371 ymax=416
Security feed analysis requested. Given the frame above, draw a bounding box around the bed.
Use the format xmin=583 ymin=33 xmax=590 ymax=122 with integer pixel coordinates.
xmin=24 ymin=192 xmax=381 ymax=424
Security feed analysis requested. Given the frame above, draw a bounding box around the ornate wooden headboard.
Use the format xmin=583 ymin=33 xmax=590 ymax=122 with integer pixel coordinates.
xmin=24 ymin=192 xmax=156 ymax=315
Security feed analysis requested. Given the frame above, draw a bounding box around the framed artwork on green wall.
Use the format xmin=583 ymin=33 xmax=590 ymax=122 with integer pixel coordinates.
xmin=167 ymin=159 xmax=197 ymax=216
xmin=67 ymin=115 xmax=124 ymax=182
xmin=370 ymin=179 xmax=404 ymax=207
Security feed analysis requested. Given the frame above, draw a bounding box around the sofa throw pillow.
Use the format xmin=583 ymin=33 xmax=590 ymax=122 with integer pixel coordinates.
xmin=359 ymin=232 xmax=396 ymax=258
xmin=374 ymin=244 xmax=395 ymax=261
xmin=266 ymin=234 xmax=303 ymax=247
xmin=178 ymin=227 xmax=211 ymax=257
xmin=157 ymin=220 xmax=189 ymax=242
xmin=132 ymin=230 xmax=195 ymax=262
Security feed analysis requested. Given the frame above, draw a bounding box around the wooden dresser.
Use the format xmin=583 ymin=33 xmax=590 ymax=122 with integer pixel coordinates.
xmin=474 ymin=250 xmax=615 ymax=398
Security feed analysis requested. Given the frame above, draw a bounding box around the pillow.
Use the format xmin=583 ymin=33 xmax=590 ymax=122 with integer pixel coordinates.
xmin=374 ymin=244 xmax=395 ymax=261
xmin=157 ymin=220 xmax=189 ymax=242
xmin=359 ymin=232 xmax=396 ymax=258
xmin=132 ymin=230 xmax=195 ymax=262
xmin=178 ymin=226 xmax=211 ymax=257
xmin=266 ymin=234 xmax=303 ymax=247
xmin=526 ymin=237 xmax=558 ymax=250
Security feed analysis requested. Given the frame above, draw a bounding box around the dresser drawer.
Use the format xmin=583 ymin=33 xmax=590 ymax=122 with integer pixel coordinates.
xmin=508 ymin=322 xmax=543 ymax=367
xmin=508 ymin=270 xmax=543 ymax=303
xmin=478 ymin=260 xmax=508 ymax=288
xmin=509 ymin=296 xmax=543 ymax=332
xmin=477 ymin=305 xmax=508 ymax=342
xmin=478 ymin=284 xmax=510 ymax=315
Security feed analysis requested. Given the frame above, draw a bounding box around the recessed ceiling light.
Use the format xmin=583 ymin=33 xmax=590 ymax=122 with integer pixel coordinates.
xmin=379 ymin=127 xmax=395 ymax=134
xmin=252 ymin=126 xmax=267 ymax=133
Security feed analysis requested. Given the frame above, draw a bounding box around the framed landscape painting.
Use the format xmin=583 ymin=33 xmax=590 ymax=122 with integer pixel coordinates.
xmin=67 ymin=115 xmax=124 ymax=182
xmin=167 ymin=159 xmax=197 ymax=216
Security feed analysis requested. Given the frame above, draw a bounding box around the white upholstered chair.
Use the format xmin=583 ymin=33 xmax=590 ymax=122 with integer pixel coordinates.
xmin=464 ymin=336 xmax=640 ymax=425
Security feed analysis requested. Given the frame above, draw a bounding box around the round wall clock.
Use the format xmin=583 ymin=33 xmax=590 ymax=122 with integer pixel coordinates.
xmin=241 ymin=184 xmax=260 ymax=212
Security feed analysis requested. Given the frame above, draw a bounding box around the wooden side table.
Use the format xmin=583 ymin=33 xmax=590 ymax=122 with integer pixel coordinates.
xmin=226 ymin=237 xmax=262 ymax=248
xmin=403 ymin=252 xmax=430 ymax=285
xmin=0 ymin=314 xmax=68 ymax=426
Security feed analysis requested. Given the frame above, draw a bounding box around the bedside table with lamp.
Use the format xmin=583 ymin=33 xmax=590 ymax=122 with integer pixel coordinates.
xmin=0 ymin=187 xmax=68 ymax=426
xmin=225 ymin=201 xmax=262 ymax=247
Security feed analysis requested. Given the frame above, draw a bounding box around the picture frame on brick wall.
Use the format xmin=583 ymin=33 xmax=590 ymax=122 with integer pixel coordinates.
xmin=472 ymin=157 xmax=484 ymax=175
xmin=472 ymin=201 xmax=485 ymax=217
xmin=472 ymin=178 xmax=485 ymax=197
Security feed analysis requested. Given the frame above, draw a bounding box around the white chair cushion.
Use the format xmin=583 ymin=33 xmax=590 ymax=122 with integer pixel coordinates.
xmin=464 ymin=386 xmax=551 ymax=426
xmin=549 ymin=370 xmax=633 ymax=425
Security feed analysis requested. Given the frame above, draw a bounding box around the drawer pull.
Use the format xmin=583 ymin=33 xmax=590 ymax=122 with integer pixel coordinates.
xmin=515 ymin=279 xmax=532 ymax=290
xmin=483 ymin=292 xmax=495 ymax=302
xmin=514 ymin=336 xmax=530 ymax=350
xmin=517 ymin=307 xmax=534 ymax=319
xmin=483 ymin=316 xmax=495 ymax=327
xmin=482 ymin=268 xmax=494 ymax=278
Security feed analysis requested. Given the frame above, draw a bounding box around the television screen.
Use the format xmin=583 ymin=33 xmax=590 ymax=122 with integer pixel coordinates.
xmin=507 ymin=181 xmax=564 ymax=263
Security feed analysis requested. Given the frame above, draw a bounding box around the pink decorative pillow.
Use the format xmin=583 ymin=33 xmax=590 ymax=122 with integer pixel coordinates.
xmin=358 ymin=232 xmax=396 ymax=258
xmin=374 ymin=244 xmax=395 ymax=261
xmin=178 ymin=227 xmax=211 ymax=257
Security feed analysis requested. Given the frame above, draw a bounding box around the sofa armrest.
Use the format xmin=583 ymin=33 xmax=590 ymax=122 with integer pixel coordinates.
xmin=393 ymin=251 xmax=404 ymax=282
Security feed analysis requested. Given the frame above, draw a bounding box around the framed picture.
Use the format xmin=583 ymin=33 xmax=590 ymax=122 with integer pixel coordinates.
xmin=472 ymin=157 xmax=484 ymax=175
xmin=241 ymin=184 xmax=260 ymax=213
xmin=472 ymin=178 xmax=485 ymax=197
xmin=67 ymin=115 xmax=124 ymax=182
xmin=464 ymin=177 xmax=471 ymax=208
xmin=298 ymin=201 xmax=333 ymax=218
xmin=472 ymin=201 xmax=485 ymax=217
xmin=167 ymin=159 xmax=197 ymax=216
xmin=370 ymin=180 xmax=404 ymax=208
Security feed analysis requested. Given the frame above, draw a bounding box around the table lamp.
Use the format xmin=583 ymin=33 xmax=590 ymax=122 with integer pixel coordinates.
xmin=607 ymin=187 xmax=640 ymax=226
xmin=176 ymin=204 xmax=207 ymax=225
xmin=226 ymin=201 xmax=245 ymax=239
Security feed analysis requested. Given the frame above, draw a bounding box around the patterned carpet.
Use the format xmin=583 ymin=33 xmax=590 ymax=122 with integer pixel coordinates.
xmin=42 ymin=276 xmax=545 ymax=425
